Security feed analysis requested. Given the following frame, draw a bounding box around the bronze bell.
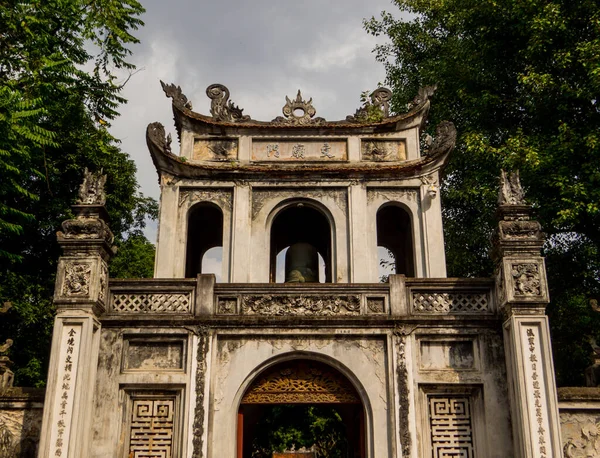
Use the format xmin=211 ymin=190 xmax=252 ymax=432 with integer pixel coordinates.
xmin=285 ymin=243 xmax=319 ymax=283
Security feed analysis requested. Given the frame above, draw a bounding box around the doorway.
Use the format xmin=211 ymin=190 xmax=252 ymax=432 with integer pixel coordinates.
xmin=237 ymin=360 xmax=366 ymax=458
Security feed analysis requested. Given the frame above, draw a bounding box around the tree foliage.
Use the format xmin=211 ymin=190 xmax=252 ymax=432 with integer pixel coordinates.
xmin=251 ymin=405 xmax=348 ymax=458
xmin=0 ymin=0 xmax=156 ymax=387
xmin=366 ymin=0 xmax=600 ymax=385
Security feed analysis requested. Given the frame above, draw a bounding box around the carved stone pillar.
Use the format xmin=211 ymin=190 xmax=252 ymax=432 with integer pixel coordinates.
xmin=493 ymin=170 xmax=563 ymax=458
xmin=38 ymin=169 xmax=114 ymax=458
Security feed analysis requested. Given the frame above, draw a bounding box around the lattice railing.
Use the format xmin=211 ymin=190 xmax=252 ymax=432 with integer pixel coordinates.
xmin=412 ymin=291 xmax=489 ymax=313
xmin=111 ymin=292 xmax=192 ymax=314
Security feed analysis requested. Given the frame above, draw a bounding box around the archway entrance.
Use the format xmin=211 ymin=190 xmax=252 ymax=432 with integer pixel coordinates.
xmin=237 ymin=360 xmax=366 ymax=458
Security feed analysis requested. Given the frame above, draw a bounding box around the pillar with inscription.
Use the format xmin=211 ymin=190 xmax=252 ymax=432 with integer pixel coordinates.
xmin=494 ymin=170 xmax=563 ymax=458
xmin=37 ymin=170 xmax=113 ymax=458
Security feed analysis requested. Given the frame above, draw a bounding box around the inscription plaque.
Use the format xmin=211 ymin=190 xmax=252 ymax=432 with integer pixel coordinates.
xmin=252 ymin=139 xmax=347 ymax=161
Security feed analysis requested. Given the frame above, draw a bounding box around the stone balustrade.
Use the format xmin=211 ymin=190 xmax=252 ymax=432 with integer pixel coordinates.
xmin=105 ymin=276 xmax=496 ymax=318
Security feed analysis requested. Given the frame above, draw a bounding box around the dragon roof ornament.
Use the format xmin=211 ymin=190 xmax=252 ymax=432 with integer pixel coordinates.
xmin=272 ymin=90 xmax=325 ymax=125
xmin=160 ymin=81 xmax=192 ymax=110
xmin=206 ymin=84 xmax=251 ymax=122
xmin=346 ymin=87 xmax=393 ymax=122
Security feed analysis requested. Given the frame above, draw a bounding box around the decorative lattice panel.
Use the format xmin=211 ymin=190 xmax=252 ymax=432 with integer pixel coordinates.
xmin=412 ymin=292 xmax=488 ymax=313
xmin=111 ymin=293 xmax=191 ymax=313
xmin=429 ymin=396 xmax=474 ymax=458
xmin=129 ymin=398 xmax=175 ymax=458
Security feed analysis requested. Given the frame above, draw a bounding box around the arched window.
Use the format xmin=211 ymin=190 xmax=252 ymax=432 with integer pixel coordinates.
xmin=185 ymin=203 xmax=223 ymax=278
xmin=376 ymin=204 xmax=414 ymax=277
xmin=270 ymin=203 xmax=332 ymax=283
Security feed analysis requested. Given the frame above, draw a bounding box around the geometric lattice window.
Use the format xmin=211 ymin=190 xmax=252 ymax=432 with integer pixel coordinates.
xmin=428 ymin=396 xmax=474 ymax=458
xmin=124 ymin=391 xmax=180 ymax=458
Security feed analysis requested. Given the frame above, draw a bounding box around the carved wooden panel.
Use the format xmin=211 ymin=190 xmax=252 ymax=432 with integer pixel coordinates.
xmin=428 ymin=396 xmax=474 ymax=458
xmin=127 ymin=394 xmax=177 ymax=458
xmin=241 ymin=360 xmax=360 ymax=404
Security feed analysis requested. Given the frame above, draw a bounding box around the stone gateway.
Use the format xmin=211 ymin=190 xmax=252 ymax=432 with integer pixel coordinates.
xmin=4 ymin=82 xmax=590 ymax=457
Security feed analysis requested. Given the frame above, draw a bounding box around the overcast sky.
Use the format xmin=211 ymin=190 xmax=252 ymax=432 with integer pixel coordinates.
xmin=108 ymin=0 xmax=402 ymax=243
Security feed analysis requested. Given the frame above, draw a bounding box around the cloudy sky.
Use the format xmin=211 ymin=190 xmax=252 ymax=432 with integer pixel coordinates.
xmin=108 ymin=0 xmax=403 ymax=244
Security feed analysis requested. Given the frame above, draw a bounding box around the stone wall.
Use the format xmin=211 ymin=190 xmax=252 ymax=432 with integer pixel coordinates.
xmin=0 ymin=388 xmax=44 ymax=458
xmin=559 ymin=387 xmax=600 ymax=458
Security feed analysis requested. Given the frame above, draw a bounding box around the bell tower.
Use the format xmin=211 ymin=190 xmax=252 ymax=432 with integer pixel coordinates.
xmin=150 ymin=83 xmax=453 ymax=283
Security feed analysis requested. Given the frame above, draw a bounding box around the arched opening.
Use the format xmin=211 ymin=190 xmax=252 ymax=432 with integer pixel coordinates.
xmin=185 ymin=203 xmax=223 ymax=278
xmin=376 ymin=204 xmax=414 ymax=277
xmin=237 ymin=359 xmax=366 ymax=458
xmin=270 ymin=203 xmax=332 ymax=283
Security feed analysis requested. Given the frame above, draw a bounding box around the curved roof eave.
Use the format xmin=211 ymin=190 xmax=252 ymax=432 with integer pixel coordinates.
xmin=146 ymin=122 xmax=451 ymax=183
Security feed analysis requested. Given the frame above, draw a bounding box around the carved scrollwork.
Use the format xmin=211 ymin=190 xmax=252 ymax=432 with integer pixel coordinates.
xmin=146 ymin=122 xmax=173 ymax=156
xmin=241 ymin=360 xmax=360 ymax=404
xmin=561 ymin=413 xmax=600 ymax=458
xmin=59 ymin=218 xmax=114 ymax=245
xmin=409 ymin=85 xmax=437 ymax=109
xmin=178 ymin=188 xmax=233 ymax=211
xmin=499 ymin=220 xmax=542 ymax=239
xmin=241 ymin=295 xmax=361 ymax=316
xmin=511 ymin=263 xmax=541 ymax=296
xmin=272 ymin=90 xmax=326 ymax=125
xmin=346 ymin=87 xmax=393 ymax=122
xmin=62 ymin=261 xmax=92 ymax=296
xmin=499 ymin=169 xmax=526 ymax=205
xmin=77 ymin=168 xmax=107 ymax=205
xmin=422 ymin=120 xmax=456 ymax=157
xmin=160 ymin=80 xmax=192 ymax=109
xmin=206 ymin=84 xmax=250 ymax=122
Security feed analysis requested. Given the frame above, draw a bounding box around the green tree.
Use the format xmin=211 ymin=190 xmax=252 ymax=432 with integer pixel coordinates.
xmin=0 ymin=0 xmax=157 ymax=386
xmin=365 ymin=0 xmax=600 ymax=385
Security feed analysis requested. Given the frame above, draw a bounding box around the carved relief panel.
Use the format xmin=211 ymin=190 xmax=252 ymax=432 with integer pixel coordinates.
xmin=500 ymin=257 xmax=549 ymax=304
xmin=361 ymin=139 xmax=406 ymax=162
xmin=192 ymin=137 xmax=238 ymax=161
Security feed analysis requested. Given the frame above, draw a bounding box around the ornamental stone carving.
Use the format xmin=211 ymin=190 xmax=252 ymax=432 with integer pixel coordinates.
xmin=241 ymin=295 xmax=361 ymax=316
xmin=160 ymin=80 xmax=192 ymax=109
xmin=511 ymin=263 xmax=541 ymax=296
xmin=422 ymin=121 xmax=456 ymax=157
xmin=62 ymin=261 xmax=92 ymax=296
xmin=346 ymin=87 xmax=393 ymax=122
xmin=178 ymin=188 xmax=233 ymax=211
xmin=251 ymin=188 xmax=347 ymax=219
xmin=499 ymin=169 xmax=526 ymax=206
xmin=409 ymin=85 xmax=437 ymax=109
xmin=59 ymin=218 xmax=114 ymax=245
xmin=367 ymin=188 xmax=418 ymax=204
xmin=272 ymin=90 xmax=325 ymax=125
xmin=206 ymin=84 xmax=250 ymax=122
xmin=241 ymin=360 xmax=359 ymax=404
xmin=77 ymin=168 xmax=107 ymax=205
xmin=499 ymin=220 xmax=542 ymax=239
xmin=146 ymin=122 xmax=173 ymax=156
xmin=561 ymin=413 xmax=600 ymax=458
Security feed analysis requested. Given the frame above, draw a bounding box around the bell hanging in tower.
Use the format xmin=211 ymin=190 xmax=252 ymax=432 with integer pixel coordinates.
xmin=285 ymin=243 xmax=319 ymax=283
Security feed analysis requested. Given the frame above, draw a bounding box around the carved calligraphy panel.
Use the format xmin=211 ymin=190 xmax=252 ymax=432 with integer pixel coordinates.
xmin=48 ymin=325 xmax=82 ymax=458
xmin=252 ymin=139 xmax=347 ymax=161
